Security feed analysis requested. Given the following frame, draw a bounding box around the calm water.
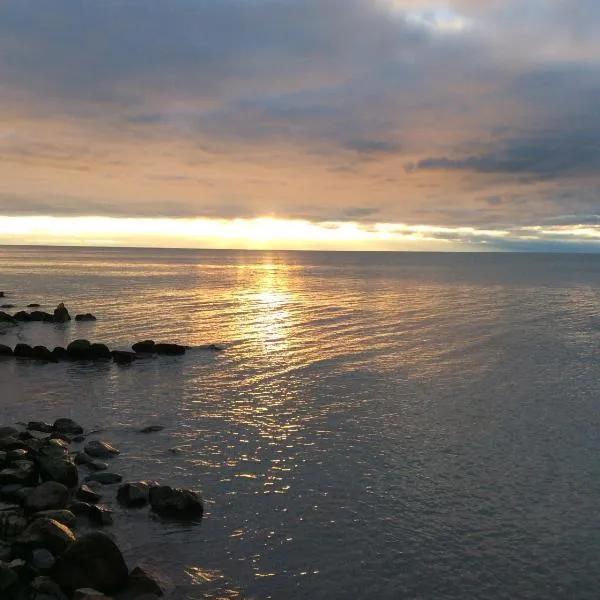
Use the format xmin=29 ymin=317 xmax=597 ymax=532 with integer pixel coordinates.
xmin=2 ymin=247 xmax=600 ymax=599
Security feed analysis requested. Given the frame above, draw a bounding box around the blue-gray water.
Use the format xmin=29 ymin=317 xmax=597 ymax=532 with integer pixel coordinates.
xmin=2 ymin=247 xmax=600 ymax=599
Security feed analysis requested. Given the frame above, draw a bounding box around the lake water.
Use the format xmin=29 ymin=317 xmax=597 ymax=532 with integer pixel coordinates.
xmin=2 ymin=247 xmax=600 ymax=599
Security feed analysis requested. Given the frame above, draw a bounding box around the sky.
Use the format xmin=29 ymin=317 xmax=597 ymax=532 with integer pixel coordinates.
xmin=1 ymin=0 xmax=600 ymax=250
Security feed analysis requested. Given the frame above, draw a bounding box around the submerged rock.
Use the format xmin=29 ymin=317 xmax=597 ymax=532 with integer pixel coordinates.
xmin=84 ymin=440 xmax=119 ymax=458
xmin=51 ymin=346 xmax=70 ymax=361
xmin=53 ymin=418 xmax=83 ymax=435
xmin=75 ymin=313 xmax=97 ymax=322
xmin=13 ymin=343 xmax=35 ymax=358
xmin=0 ymin=345 xmax=12 ymax=357
xmin=111 ymin=350 xmax=136 ymax=365
xmin=149 ymin=486 xmax=203 ymax=520
xmin=51 ymin=532 xmax=129 ymax=593
xmin=88 ymin=504 xmax=112 ymax=526
xmin=153 ymin=343 xmax=187 ymax=356
xmin=29 ymin=311 xmax=53 ymax=322
xmin=85 ymin=472 xmax=122 ymax=485
xmin=27 ymin=421 xmax=53 ymax=434
xmin=67 ymin=339 xmax=92 ymax=360
xmin=13 ymin=311 xmax=31 ymax=322
xmin=53 ymin=302 xmax=71 ymax=323
xmin=126 ymin=565 xmax=174 ymax=598
xmin=139 ymin=425 xmax=164 ymax=434
xmin=132 ymin=340 xmax=155 ymax=353
xmin=117 ymin=482 xmax=153 ymax=508
xmin=27 ymin=303 xmax=40 ymax=308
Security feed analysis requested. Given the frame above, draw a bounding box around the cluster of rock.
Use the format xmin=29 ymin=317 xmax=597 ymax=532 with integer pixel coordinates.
xmin=0 ymin=303 xmax=96 ymax=325
xmin=0 ymin=418 xmax=203 ymax=599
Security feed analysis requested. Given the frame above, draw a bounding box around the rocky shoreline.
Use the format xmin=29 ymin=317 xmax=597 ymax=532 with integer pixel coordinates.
xmin=0 ymin=418 xmax=203 ymax=599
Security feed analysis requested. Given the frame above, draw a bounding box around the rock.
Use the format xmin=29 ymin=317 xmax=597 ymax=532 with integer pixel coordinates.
xmin=125 ymin=565 xmax=174 ymax=598
xmin=111 ymin=351 xmax=136 ymax=365
xmin=0 ymin=561 xmax=18 ymax=592
xmin=13 ymin=343 xmax=35 ymax=357
xmin=68 ymin=501 xmax=92 ymax=516
xmin=0 ymin=484 xmax=24 ymax=502
xmin=67 ymin=339 xmax=91 ymax=360
xmin=117 ymin=482 xmax=151 ymax=508
xmin=84 ymin=441 xmax=119 ymax=458
xmin=0 ymin=304 xmax=14 ymax=309
xmin=29 ymin=311 xmax=53 ymax=322
xmin=32 ymin=345 xmax=57 ymax=362
xmin=76 ymin=485 xmax=101 ymax=504
xmin=88 ymin=460 xmax=108 ymax=471
xmin=53 ymin=418 xmax=83 ymax=435
xmin=25 ymin=481 xmax=69 ymax=514
xmin=149 ymin=486 xmax=203 ymax=520
xmin=31 ymin=575 xmax=70 ymax=600
xmin=0 ymin=509 xmax=28 ymax=539
xmin=0 ymin=312 xmax=16 ymax=324
xmin=74 ymin=589 xmax=108 ymax=600
xmin=27 ymin=303 xmax=41 ymax=308
xmin=0 ymin=436 xmax=25 ymax=451
xmin=75 ymin=314 xmax=97 ymax=322
xmin=53 ymin=303 xmax=71 ymax=323
xmin=0 ymin=292 xmax=4 ymax=297
xmin=0 ymin=345 xmax=12 ymax=356
xmin=0 ymin=427 xmax=19 ymax=439
xmin=72 ymin=434 xmax=87 ymax=443
xmin=85 ymin=472 xmax=122 ymax=485
xmin=27 ymin=422 xmax=53 ymax=434
xmin=0 ymin=541 xmax=11 ymax=561
xmin=7 ymin=448 xmax=28 ymax=462
xmin=139 ymin=425 xmax=164 ymax=434
xmin=90 ymin=343 xmax=111 ymax=359
xmin=32 ymin=547 xmax=55 ymax=571
xmin=88 ymin=505 xmax=112 ymax=526
xmin=74 ymin=452 xmax=93 ymax=466
xmin=202 ymin=343 xmax=225 ymax=351
xmin=51 ymin=532 xmax=129 ymax=593
xmin=34 ymin=442 xmax=78 ymax=488
xmin=51 ymin=347 xmax=70 ymax=361
xmin=0 ymin=460 xmax=38 ymax=486
xmin=153 ymin=343 xmax=186 ymax=356
xmin=132 ymin=340 xmax=155 ymax=353
xmin=16 ymin=517 xmax=75 ymax=556
xmin=32 ymin=510 xmax=76 ymax=529
xmin=13 ymin=311 xmax=31 ymax=322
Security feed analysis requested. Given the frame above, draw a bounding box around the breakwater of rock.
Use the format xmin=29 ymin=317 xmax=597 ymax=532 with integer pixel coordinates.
xmin=0 ymin=418 xmax=203 ymax=599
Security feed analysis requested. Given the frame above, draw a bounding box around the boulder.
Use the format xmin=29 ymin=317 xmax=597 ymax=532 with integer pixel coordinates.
xmin=75 ymin=314 xmax=97 ymax=322
xmin=117 ymin=482 xmax=152 ymax=508
xmin=132 ymin=340 xmax=155 ymax=353
xmin=88 ymin=504 xmax=112 ymax=526
xmin=111 ymin=351 xmax=136 ymax=365
xmin=27 ymin=421 xmax=53 ymax=434
xmin=53 ymin=302 xmax=71 ymax=323
xmin=0 ymin=304 xmax=14 ymax=309
xmin=34 ymin=442 xmax=78 ymax=488
xmin=67 ymin=339 xmax=92 ymax=360
xmin=31 ymin=547 xmax=55 ymax=571
xmin=0 ymin=345 xmax=12 ymax=356
xmin=0 ymin=561 xmax=18 ymax=593
xmin=125 ymin=565 xmax=174 ymax=598
xmin=27 ymin=303 xmax=41 ymax=308
xmin=16 ymin=517 xmax=75 ymax=556
xmin=25 ymin=481 xmax=69 ymax=514
xmin=32 ymin=345 xmax=57 ymax=362
xmin=51 ymin=346 xmax=70 ymax=361
xmin=0 ymin=541 xmax=11 ymax=561
xmin=153 ymin=343 xmax=186 ymax=356
xmin=139 ymin=425 xmax=164 ymax=434
xmin=0 ymin=312 xmax=16 ymax=324
xmin=84 ymin=440 xmax=119 ymax=458
xmin=13 ymin=343 xmax=35 ymax=358
xmin=0 ymin=460 xmax=38 ymax=486
xmin=85 ymin=472 xmax=122 ymax=485
xmin=53 ymin=418 xmax=83 ymax=435
xmin=31 ymin=575 xmax=70 ymax=600
xmin=32 ymin=510 xmax=76 ymax=529
xmin=76 ymin=485 xmax=101 ymax=504
xmin=0 ymin=427 xmax=19 ymax=439
xmin=51 ymin=532 xmax=129 ymax=593
xmin=90 ymin=343 xmax=111 ymax=360
xmin=0 ymin=509 xmax=28 ymax=539
xmin=29 ymin=311 xmax=53 ymax=322
xmin=149 ymin=486 xmax=203 ymax=520
xmin=68 ymin=501 xmax=92 ymax=516
xmin=13 ymin=311 xmax=31 ymax=322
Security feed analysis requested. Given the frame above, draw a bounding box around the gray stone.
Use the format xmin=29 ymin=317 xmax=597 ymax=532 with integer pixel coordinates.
xmin=51 ymin=532 xmax=129 ymax=593
xmin=25 ymin=481 xmax=69 ymax=513
xmin=84 ymin=440 xmax=120 ymax=458
xmin=32 ymin=547 xmax=56 ymax=571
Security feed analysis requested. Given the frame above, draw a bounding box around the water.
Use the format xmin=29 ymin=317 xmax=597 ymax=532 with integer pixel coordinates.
xmin=2 ymin=247 xmax=600 ymax=599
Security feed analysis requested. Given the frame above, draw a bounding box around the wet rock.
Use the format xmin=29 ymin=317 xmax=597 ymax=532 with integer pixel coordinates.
xmin=0 ymin=452 xmax=6 ymax=468
xmin=153 ymin=343 xmax=186 ymax=356
xmin=0 ymin=541 xmax=11 ymax=561
xmin=16 ymin=517 xmax=75 ymax=556
xmin=31 ymin=575 xmax=70 ymax=600
xmin=88 ymin=505 xmax=112 ymax=527
xmin=25 ymin=482 xmax=69 ymax=514
xmin=202 ymin=343 xmax=225 ymax=351
xmin=132 ymin=340 xmax=155 ymax=353
xmin=68 ymin=501 xmax=92 ymax=516
xmin=32 ymin=510 xmax=76 ymax=529
xmin=139 ymin=425 xmax=164 ymax=434
xmin=0 ymin=344 xmax=12 ymax=356
xmin=111 ymin=351 xmax=136 ymax=365
xmin=13 ymin=343 xmax=35 ymax=357
xmin=149 ymin=486 xmax=203 ymax=520
xmin=53 ymin=302 xmax=71 ymax=323
xmin=35 ymin=442 xmax=78 ymax=488
xmin=51 ymin=531 xmax=129 ymax=593
xmin=32 ymin=547 xmax=55 ymax=571
xmin=0 ymin=292 xmax=4 ymax=297
xmin=72 ymin=434 xmax=87 ymax=443
xmin=51 ymin=347 xmax=70 ymax=361
xmin=29 ymin=311 xmax=53 ymax=322
xmin=32 ymin=345 xmax=57 ymax=362
xmin=74 ymin=452 xmax=93 ymax=466
xmin=84 ymin=440 xmax=119 ymax=458
xmin=7 ymin=448 xmax=28 ymax=462
xmin=90 ymin=343 xmax=111 ymax=360
xmin=0 ymin=427 xmax=19 ymax=439
xmin=0 ymin=312 xmax=16 ymax=324
xmin=85 ymin=472 xmax=122 ymax=485
xmin=67 ymin=339 xmax=92 ymax=360
xmin=13 ymin=311 xmax=32 ymax=322
xmin=0 ymin=460 xmax=38 ymax=486
xmin=0 ymin=561 xmax=18 ymax=592
xmin=125 ymin=565 xmax=174 ymax=598
xmin=27 ymin=303 xmax=41 ymax=308
xmin=13 ymin=486 xmax=34 ymax=506
xmin=74 ymin=589 xmax=108 ymax=600
xmin=75 ymin=314 xmax=97 ymax=322
xmin=0 ymin=304 xmax=14 ymax=309
xmin=53 ymin=418 xmax=83 ymax=435
xmin=76 ymin=485 xmax=101 ymax=504
xmin=27 ymin=422 xmax=53 ymax=434
xmin=117 ymin=482 xmax=152 ymax=508
xmin=0 ymin=436 xmax=25 ymax=451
